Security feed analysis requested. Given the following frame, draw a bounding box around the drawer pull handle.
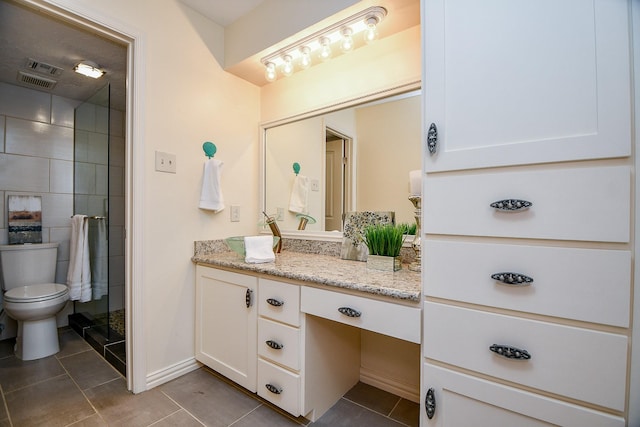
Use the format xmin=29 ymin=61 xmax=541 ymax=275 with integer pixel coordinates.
xmin=490 ymin=344 xmax=531 ymax=360
xmin=427 ymin=123 xmax=438 ymax=154
xmin=266 ymin=340 xmax=284 ymax=350
xmin=425 ymin=387 xmax=436 ymax=419
xmin=338 ymin=307 xmax=361 ymax=318
xmin=265 ymin=383 xmax=282 ymax=394
xmin=490 ymin=199 xmax=532 ymax=212
xmin=491 ymin=272 xmax=533 ymax=286
xmin=245 ymin=289 xmax=253 ymax=308
xmin=266 ymin=298 xmax=284 ymax=307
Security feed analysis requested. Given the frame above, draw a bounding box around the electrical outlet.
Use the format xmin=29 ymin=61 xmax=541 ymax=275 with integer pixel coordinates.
xmin=277 ymin=207 xmax=284 ymax=221
xmin=155 ymin=151 xmax=176 ymax=173
xmin=230 ymin=205 xmax=240 ymax=222
xmin=310 ymin=179 xmax=320 ymax=191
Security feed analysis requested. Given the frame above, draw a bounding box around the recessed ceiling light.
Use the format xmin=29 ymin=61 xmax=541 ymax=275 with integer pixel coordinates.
xmin=73 ymin=60 xmax=105 ymax=79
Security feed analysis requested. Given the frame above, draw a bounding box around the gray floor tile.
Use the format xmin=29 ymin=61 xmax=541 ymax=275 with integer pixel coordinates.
xmin=0 ymin=354 xmax=65 ymax=392
xmin=389 ymin=398 xmax=419 ymax=427
xmin=57 ymin=328 xmax=92 ymax=358
xmin=159 ymin=368 xmax=261 ymax=427
xmin=232 ymin=404 xmax=306 ymax=427
xmin=66 ymin=413 xmax=108 ymax=426
xmin=151 ymin=409 xmax=205 ymax=426
xmin=59 ymin=349 xmax=121 ymax=390
xmin=310 ymin=399 xmax=405 ymax=427
xmin=4 ymin=374 xmax=95 ymax=427
xmin=84 ymin=377 xmax=180 ymax=427
xmin=343 ymin=382 xmax=401 ymax=416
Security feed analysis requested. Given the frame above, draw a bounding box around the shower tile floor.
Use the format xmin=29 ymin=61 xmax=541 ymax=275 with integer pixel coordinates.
xmin=0 ymin=327 xmax=419 ymax=426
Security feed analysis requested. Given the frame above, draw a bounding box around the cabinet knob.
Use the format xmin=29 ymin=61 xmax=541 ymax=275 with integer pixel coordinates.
xmin=338 ymin=306 xmax=361 ymax=318
xmin=266 ymin=298 xmax=284 ymax=307
xmin=491 ymin=272 xmax=533 ymax=286
xmin=427 ymin=123 xmax=438 ymax=154
xmin=490 ymin=198 xmax=532 ymax=212
xmin=265 ymin=383 xmax=282 ymax=394
xmin=490 ymin=344 xmax=531 ymax=360
xmin=425 ymin=387 xmax=436 ymax=419
xmin=266 ymin=340 xmax=284 ymax=350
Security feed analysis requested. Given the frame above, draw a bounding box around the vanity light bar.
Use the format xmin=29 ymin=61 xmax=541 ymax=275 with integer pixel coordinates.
xmin=260 ymin=6 xmax=387 ymax=82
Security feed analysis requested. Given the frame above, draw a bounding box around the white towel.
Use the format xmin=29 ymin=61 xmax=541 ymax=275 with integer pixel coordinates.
xmin=244 ymin=236 xmax=275 ymax=264
xmin=67 ymin=215 xmax=92 ymax=302
xmin=288 ymin=174 xmax=309 ymax=214
xmin=199 ymin=159 xmax=224 ymax=212
xmin=89 ymin=218 xmax=108 ymax=300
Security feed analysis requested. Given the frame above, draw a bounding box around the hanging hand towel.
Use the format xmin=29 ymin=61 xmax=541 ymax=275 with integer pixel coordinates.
xmin=89 ymin=218 xmax=108 ymax=300
xmin=288 ymin=174 xmax=309 ymax=214
xmin=244 ymin=235 xmax=275 ymax=264
xmin=199 ymin=158 xmax=225 ymax=212
xmin=66 ymin=215 xmax=92 ymax=302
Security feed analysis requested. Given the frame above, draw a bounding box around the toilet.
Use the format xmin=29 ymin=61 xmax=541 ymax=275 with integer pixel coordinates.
xmin=0 ymin=243 xmax=69 ymax=360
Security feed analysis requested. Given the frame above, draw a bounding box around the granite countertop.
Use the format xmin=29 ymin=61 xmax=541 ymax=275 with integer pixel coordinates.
xmin=192 ymin=249 xmax=421 ymax=303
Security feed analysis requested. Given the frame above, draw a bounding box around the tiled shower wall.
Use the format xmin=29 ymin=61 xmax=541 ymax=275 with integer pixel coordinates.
xmin=0 ymin=81 xmax=125 ymax=339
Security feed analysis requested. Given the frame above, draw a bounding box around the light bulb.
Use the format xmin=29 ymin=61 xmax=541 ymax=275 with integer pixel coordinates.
xmin=264 ymin=62 xmax=277 ymax=82
xmin=340 ymin=27 xmax=354 ymax=53
xmin=281 ymin=55 xmax=294 ymax=77
xmin=364 ymin=16 xmax=379 ymax=44
xmin=318 ymin=36 xmax=332 ymax=61
xmin=299 ymin=46 xmax=311 ymax=69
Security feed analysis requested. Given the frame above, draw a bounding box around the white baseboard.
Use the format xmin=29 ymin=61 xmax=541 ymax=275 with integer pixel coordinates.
xmin=360 ymin=367 xmax=420 ymax=403
xmin=146 ymin=357 xmax=201 ymax=390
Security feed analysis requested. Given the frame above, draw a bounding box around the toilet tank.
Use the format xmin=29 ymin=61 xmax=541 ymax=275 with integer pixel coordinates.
xmin=0 ymin=243 xmax=58 ymax=291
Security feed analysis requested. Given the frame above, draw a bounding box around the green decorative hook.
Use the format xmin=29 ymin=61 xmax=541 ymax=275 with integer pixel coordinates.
xmin=203 ymin=141 xmax=217 ymax=159
xmin=292 ymin=162 xmax=301 ymax=175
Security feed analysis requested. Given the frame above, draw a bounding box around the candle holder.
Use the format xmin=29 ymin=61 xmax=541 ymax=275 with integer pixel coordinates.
xmin=408 ymin=195 xmax=421 ymax=272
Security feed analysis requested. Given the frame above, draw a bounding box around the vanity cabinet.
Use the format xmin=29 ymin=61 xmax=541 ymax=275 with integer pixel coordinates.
xmin=421 ymin=0 xmax=634 ymax=425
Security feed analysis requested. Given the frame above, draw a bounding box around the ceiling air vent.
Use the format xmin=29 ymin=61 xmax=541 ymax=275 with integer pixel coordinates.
xmin=25 ymin=58 xmax=63 ymax=77
xmin=17 ymin=71 xmax=57 ymax=90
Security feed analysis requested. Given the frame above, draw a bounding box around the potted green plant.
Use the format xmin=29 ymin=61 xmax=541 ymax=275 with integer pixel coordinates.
xmin=363 ymin=223 xmax=405 ymax=271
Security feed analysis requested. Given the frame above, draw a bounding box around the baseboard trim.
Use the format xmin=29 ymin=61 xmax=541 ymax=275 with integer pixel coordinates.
xmin=360 ymin=367 xmax=420 ymax=403
xmin=146 ymin=357 xmax=201 ymax=390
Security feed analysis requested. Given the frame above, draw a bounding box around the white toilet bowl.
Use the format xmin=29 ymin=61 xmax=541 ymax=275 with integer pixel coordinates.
xmin=3 ymin=283 xmax=69 ymax=360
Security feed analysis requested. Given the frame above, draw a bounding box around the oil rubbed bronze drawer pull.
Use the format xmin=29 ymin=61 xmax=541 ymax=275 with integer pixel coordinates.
xmin=425 ymin=387 xmax=436 ymax=419
xmin=266 ymin=298 xmax=284 ymax=307
xmin=490 ymin=344 xmax=531 ymax=360
xmin=266 ymin=340 xmax=283 ymax=350
xmin=491 ymin=272 xmax=533 ymax=286
xmin=338 ymin=307 xmax=361 ymax=318
xmin=245 ymin=289 xmax=253 ymax=308
xmin=265 ymin=383 xmax=282 ymax=394
xmin=490 ymin=199 xmax=532 ymax=212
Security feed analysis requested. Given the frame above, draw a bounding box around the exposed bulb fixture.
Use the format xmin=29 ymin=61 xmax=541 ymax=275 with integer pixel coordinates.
xmin=299 ymin=46 xmax=312 ymax=69
xmin=73 ymin=60 xmax=105 ymax=79
xmin=281 ymin=55 xmax=294 ymax=76
xmin=318 ymin=36 xmax=332 ymax=61
xmin=364 ymin=15 xmax=380 ymax=44
xmin=340 ymin=27 xmax=354 ymax=53
xmin=264 ymin=62 xmax=277 ymax=82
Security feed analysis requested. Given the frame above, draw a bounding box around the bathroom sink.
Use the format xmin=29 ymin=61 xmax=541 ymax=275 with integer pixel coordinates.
xmin=224 ymin=236 xmax=280 ymax=256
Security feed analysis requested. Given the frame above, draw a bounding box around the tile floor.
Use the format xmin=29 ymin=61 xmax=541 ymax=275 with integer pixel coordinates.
xmin=0 ymin=328 xmax=419 ymax=426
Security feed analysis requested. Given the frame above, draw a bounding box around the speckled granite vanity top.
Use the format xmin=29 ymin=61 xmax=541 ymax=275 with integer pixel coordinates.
xmin=192 ymin=239 xmax=421 ymax=303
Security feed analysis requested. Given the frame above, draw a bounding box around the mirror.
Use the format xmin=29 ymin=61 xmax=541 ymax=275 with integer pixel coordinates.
xmin=262 ymin=89 xmax=421 ymax=237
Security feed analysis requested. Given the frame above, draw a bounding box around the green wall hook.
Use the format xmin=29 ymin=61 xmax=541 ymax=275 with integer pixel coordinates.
xmin=203 ymin=141 xmax=217 ymax=158
xmin=292 ymin=162 xmax=301 ymax=175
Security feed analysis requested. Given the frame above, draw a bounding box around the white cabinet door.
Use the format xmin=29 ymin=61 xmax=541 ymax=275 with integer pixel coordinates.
xmin=422 ymin=364 xmax=625 ymax=427
xmin=423 ymin=0 xmax=631 ymax=171
xmin=195 ymin=265 xmax=257 ymax=392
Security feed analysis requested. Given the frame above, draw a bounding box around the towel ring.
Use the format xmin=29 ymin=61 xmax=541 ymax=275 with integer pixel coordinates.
xmin=203 ymin=141 xmax=217 ymax=159
xmin=293 ymin=162 xmax=301 ymax=175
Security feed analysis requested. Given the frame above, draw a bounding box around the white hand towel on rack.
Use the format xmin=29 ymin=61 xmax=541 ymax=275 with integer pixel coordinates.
xmin=244 ymin=236 xmax=275 ymax=264
xmin=89 ymin=218 xmax=108 ymax=300
xmin=199 ymin=158 xmax=225 ymax=212
xmin=288 ymin=174 xmax=309 ymax=214
xmin=66 ymin=215 xmax=92 ymax=302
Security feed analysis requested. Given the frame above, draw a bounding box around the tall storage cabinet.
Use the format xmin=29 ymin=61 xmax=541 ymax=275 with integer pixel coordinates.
xmin=421 ymin=0 xmax=636 ymax=425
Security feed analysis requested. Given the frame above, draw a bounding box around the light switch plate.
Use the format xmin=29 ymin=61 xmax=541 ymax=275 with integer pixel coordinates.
xmin=310 ymin=179 xmax=320 ymax=191
xmin=230 ymin=205 xmax=240 ymax=222
xmin=155 ymin=151 xmax=176 ymax=173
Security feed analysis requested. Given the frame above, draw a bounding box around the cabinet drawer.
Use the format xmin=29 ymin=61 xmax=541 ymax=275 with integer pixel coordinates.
xmin=424 ymin=166 xmax=630 ymax=242
xmin=301 ymin=286 xmax=421 ymax=344
xmin=259 ymin=279 xmax=301 ymax=326
xmin=258 ymin=318 xmax=301 ymax=370
xmin=425 ymin=240 xmax=631 ymax=327
xmin=257 ymin=359 xmax=301 ymax=417
xmin=423 ymin=302 xmax=627 ymax=411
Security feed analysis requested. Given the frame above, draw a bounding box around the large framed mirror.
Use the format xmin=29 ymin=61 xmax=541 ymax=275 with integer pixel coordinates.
xmin=260 ymin=86 xmax=421 ymax=240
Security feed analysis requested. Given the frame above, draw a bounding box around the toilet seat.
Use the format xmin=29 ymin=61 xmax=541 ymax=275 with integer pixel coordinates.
xmin=4 ymin=283 xmax=68 ymax=303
